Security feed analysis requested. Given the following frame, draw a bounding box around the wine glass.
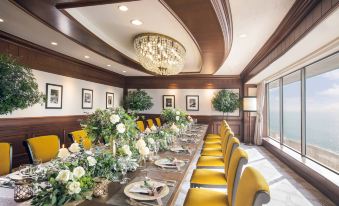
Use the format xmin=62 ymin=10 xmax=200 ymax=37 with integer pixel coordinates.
xmin=120 ymin=164 xmax=128 ymax=184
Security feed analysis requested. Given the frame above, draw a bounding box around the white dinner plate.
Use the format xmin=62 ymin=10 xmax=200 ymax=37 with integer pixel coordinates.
xmin=154 ymin=158 xmax=185 ymax=169
xmin=124 ymin=180 xmax=169 ymax=201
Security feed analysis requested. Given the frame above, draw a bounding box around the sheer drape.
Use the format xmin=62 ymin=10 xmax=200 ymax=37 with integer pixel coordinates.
xmin=254 ymin=81 xmax=266 ymax=145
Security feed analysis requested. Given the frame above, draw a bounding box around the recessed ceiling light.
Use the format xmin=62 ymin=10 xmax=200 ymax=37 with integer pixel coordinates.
xmin=131 ymin=19 xmax=143 ymax=26
xmin=107 ymin=64 xmax=111 ymax=67
xmin=118 ymin=5 xmax=128 ymax=11
xmin=84 ymin=55 xmax=90 ymax=59
xmin=239 ymin=34 xmax=247 ymax=38
xmin=51 ymin=42 xmax=58 ymax=46
xmin=123 ymin=70 xmax=127 ymax=73
xmin=0 ymin=18 xmax=4 ymax=23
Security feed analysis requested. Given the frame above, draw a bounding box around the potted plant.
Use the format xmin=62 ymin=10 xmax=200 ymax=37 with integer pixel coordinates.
xmin=124 ymin=89 xmax=153 ymax=114
xmin=0 ymin=54 xmax=44 ymax=115
xmin=212 ymin=89 xmax=240 ymax=118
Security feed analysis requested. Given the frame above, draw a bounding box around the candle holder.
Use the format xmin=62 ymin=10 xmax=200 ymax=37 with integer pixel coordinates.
xmin=92 ymin=178 xmax=108 ymax=198
xmin=14 ymin=179 xmax=33 ymax=202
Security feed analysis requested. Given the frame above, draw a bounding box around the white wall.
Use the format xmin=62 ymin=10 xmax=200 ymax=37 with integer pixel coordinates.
xmin=1 ymin=70 xmax=123 ymax=118
xmin=128 ymin=89 xmax=240 ymax=116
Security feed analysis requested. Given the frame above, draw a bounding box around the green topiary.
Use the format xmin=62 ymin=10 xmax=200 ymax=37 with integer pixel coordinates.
xmin=212 ymin=89 xmax=240 ymax=118
xmin=0 ymin=54 xmax=44 ymax=115
xmin=124 ymin=89 xmax=153 ymax=112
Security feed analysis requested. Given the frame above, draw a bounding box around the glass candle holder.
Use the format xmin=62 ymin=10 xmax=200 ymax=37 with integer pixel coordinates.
xmin=14 ymin=179 xmax=33 ymax=202
xmin=92 ymin=178 xmax=108 ymax=198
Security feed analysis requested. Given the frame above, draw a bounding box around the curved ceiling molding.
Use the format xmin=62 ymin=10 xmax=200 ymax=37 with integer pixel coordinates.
xmin=161 ymin=0 xmax=232 ymax=74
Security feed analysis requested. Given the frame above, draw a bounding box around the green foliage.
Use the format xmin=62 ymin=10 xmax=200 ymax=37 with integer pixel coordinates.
xmin=212 ymin=89 xmax=240 ymax=116
xmin=0 ymin=54 xmax=44 ymax=115
xmin=160 ymin=108 xmax=189 ymax=125
xmin=124 ymin=89 xmax=153 ymax=112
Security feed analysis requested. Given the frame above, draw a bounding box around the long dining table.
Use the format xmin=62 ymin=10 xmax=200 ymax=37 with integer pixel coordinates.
xmin=0 ymin=124 xmax=208 ymax=206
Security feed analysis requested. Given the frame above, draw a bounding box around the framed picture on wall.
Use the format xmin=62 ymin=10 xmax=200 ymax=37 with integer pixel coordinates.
xmin=46 ymin=83 xmax=63 ymax=109
xmin=163 ymin=95 xmax=175 ymax=109
xmin=186 ymin=95 xmax=199 ymax=111
xmin=106 ymin=92 xmax=114 ymax=109
xmin=82 ymin=89 xmax=93 ymax=109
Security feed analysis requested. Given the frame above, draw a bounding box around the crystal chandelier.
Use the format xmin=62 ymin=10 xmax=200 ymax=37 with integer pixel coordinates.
xmin=134 ymin=33 xmax=186 ymax=75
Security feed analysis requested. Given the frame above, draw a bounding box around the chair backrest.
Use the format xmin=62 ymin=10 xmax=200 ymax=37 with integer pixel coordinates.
xmin=155 ymin=117 xmax=162 ymax=127
xmin=234 ymin=167 xmax=270 ymax=206
xmin=223 ymin=137 xmax=240 ymax=175
xmin=136 ymin=120 xmax=145 ymax=132
xmin=219 ymin=121 xmax=226 ymax=136
xmin=226 ymin=148 xmax=248 ymax=206
xmin=0 ymin=143 xmax=12 ymax=176
xmin=27 ymin=135 xmax=60 ymax=163
xmin=146 ymin=119 xmax=154 ymax=128
xmin=68 ymin=130 xmax=92 ymax=150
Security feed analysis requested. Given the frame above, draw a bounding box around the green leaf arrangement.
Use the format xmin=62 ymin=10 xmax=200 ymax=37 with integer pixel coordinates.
xmin=124 ymin=89 xmax=153 ymax=112
xmin=211 ymin=89 xmax=240 ymax=117
xmin=0 ymin=54 xmax=44 ymax=115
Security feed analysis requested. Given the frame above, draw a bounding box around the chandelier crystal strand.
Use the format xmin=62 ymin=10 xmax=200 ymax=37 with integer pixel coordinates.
xmin=134 ymin=33 xmax=186 ymax=75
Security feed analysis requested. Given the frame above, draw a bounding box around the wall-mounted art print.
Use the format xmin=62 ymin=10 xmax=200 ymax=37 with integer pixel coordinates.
xmin=82 ymin=89 xmax=93 ymax=109
xmin=186 ymin=95 xmax=199 ymax=111
xmin=106 ymin=92 xmax=114 ymax=109
xmin=46 ymin=83 xmax=63 ymax=109
xmin=163 ymin=95 xmax=175 ymax=109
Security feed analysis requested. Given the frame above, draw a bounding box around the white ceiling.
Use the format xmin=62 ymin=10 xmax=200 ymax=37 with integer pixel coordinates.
xmin=248 ymin=7 xmax=339 ymax=84
xmin=215 ymin=0 xmax=295 ymax=75
xmin=66 ymin=0 xmax=202 ymax=73
xmin=0 ymin=0 xmax=149 ymax=76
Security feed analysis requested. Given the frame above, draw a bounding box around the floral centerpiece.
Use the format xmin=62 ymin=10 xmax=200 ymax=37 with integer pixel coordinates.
xmin=160 ymin=108 xmax=190 ymax=126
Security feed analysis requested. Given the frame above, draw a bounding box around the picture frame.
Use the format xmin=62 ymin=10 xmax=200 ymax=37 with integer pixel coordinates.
xmin=106 ymin=92 xmax=114 ymax=109
xmin=82 ymin=89 xmax=93 ymax=109
xmin=163 ymin=95 xmax=175 ymax=109
xmin=45 ymin=83 xmax=63 ymax=109
xmin=186 ymin=95 xmax=199 ymax=111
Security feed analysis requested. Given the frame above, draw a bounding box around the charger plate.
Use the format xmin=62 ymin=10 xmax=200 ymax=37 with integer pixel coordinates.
xmin=124 ymin=181 xmax=169 ymax=201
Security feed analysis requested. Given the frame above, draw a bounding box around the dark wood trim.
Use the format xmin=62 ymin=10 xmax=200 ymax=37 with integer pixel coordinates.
xmin=11 ymin=0 xmax=150 ymax=74
xmin=263 ymin=139 xmax=339 ymax=205
xmin=0 ymin=115 xmax=86 ymax=168
xmin=55 ymin=0 xmax=139 ymax=9
xmin=126 ymin=75 xmax=241 ymax=89
xmin=241 ymin=0 xmax=339 ymax=83
xmin=0 ymin=31 xmax=125 ymax=87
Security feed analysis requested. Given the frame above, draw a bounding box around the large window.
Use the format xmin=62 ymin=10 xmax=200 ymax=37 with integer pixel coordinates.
xmin=268 ymin=80 xmax=280 ymax=141
xmin=282 ymin=71 xmax=301 ymax=152
xmin=267 ymin=52 xmax=339 ymax=173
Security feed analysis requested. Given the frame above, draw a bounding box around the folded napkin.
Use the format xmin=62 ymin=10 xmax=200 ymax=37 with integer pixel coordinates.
xmin=129 ymin=181 xmax=164 ymax=196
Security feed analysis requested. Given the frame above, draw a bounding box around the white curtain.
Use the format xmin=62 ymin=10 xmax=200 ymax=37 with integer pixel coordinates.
xmin=254 ymin=81 xmax=266 ymax=145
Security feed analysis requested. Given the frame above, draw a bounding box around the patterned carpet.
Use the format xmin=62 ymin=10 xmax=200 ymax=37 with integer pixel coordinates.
xmin=174 ymin=144 xmax=335 ymax=206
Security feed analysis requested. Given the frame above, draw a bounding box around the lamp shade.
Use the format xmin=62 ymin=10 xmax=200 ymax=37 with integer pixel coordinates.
xmin=243 ymin=97 xmax=257 ymax=112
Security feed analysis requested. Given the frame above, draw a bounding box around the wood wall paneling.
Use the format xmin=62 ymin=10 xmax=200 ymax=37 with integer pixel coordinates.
xmin=0 ymin=116 xmax=86 ymax=168
xmin=0 ymin=31 xmax=125 ymax=87
xmin=241 ymin=0 xmax=339 ymax=83
xmin=243 ymin=84 xmax=257 ymax=143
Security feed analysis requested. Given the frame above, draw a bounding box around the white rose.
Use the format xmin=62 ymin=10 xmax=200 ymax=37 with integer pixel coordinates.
xmin=144 ymin=127 xmax=151 ymax=134
xmin=56 ymin=170 xmax=72 ymax=184
xmin=69 ymin=143 xmax=80 ymax=153
xmin=68 ymin=181 xmax=81 ymax=195
xmin=176 ymin=111 xmax=180 ymax=115
xmin=136 ymin=138 xmax=146 ymax=150
xmin=122 ymin=145 xmax=132 ymax=157
xmin=150 ymin=125 xmax=157 ymax=131
xmin=87 ymin=156 xmax=97 ymax=166
xmin=58 ymin=148 xmax=70 ymax=159
xmin=73 ymin=166 xmax=85 ymax=179
xmin=148 ymin=138 xmax=155 ymax=145
xmin=85 ymin=150 xmax=93 ymax=155
xmin=110 ymin=114 xmax=120 ymax=124
xmin=176 ymin=116 xmax=180 ymax=121
xmin=139 ymin=146 xmax=150 ymax=156
xmin=116 ymin=123 xmax=126 ymax=134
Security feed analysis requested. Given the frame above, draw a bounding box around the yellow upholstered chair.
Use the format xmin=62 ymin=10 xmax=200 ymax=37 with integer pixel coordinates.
xmin=0 ymin=143 xmax=12 ymax=176
xmin=136 ymin=121 xmax=145 ymax=132
xmin=201 ymin=131 xmax=234 ymax=156
xmin=205 ymin=120 xmax=227 ymax=140
xmin=68 ymin=130 xmax=92 ymax=150
xmin=155 ymin=117 xmax=162 ymax=127
xmin=184 ymin=167 xmax=270 ymax=206
xmin=146 ymin=119 xmax=154 ymax=128
xmin=190 ymin=147 xmax=248 ymax=188
xmin=203 ymin=129 xmax=233 ymax=150
xmin=196 ymin=137 xmax=240 ymax=169
xmin=27 ymin=135 xmax=60 ymax=163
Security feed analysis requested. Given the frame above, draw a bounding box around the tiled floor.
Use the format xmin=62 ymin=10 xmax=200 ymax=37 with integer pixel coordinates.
xmin=174 ymin=144 xmax=336 ymax=206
